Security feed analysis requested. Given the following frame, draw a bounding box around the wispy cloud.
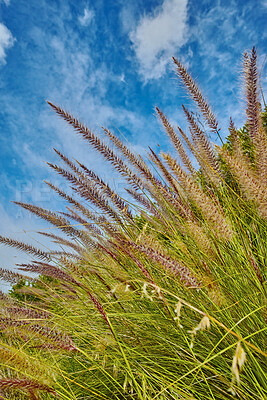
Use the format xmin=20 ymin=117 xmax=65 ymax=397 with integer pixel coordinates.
xmin=183 ymin=0 xmax=267 ymax=130
xmin=0 ymin=22 xmax=15 ymax=64
xmin=0 ymin=0 xmax=10 ymax=6
xmin=78 ymin=7 xmax=94 ymax=27
xmin=129 ymin=0 xmax=188 ymax=80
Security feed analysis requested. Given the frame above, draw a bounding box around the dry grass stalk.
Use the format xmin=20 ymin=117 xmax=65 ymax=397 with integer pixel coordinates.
xmin=0 ymin=378 xmax=56 ymax=398
xmin=125 ymin=188 xmax=162 ymax=220
xmin=37 ymin=231 xmax=84 ymax=253
xmin=228 ymin=117 xmax=239 ymax=151
xmin=102 ymin=127 xmax=154 ymax=182
xmin=149 ymin=148 xmax=195 ymax=220
xmin=0 ymin=236 xmax=50 ymax=260
xmin=162 ymin=153 xmax=233 ymax=239
xmin=182 ymin=105 xmax=221 ymax=183
xmin=14 ymin=201 xmax=87 ymax=243
xmin=0 ymin=344 xmax=54 ymax=383
xmin=219 ymin=147 xmax=267 ymax=218
xmin=45 ymin=181 xmax=109 ymax=233
xmin=127 ymin=241 xmax=200 ymax=288
xmin=77 ymin=160 xmax=133 ymax=220
xmin=172 ymin=57 xmax=222 ymax=143
xmin=156 ymin=107 xmax=194 ymax=174
xmin=0 ymin=268 xmax=35 ymax=285
xmin=5 ymin=305 xmax=52 ymax=320
xmin=17 ymin=261 xmax=78 ymax=285
xmin=244 ymin=48 xmax=260 ymax=140
xmin=0 ymin=317 xmax=77 ymax=351
xmin=243 ymin=47 xmax=267 ymax=183
xmin=47 ymin=102 xmax=145 ymax=189
xmin=47 ymin=162 xmax=124 ymax=226
xmin=54 ymin=148 xmax=133 ymax=221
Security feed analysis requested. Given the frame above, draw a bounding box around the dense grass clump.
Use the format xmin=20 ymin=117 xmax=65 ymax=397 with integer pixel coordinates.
xmin=0 ymin=47 xmax=266 ymax=400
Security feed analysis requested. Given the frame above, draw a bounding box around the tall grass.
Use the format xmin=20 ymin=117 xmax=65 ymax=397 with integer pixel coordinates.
xmin=0 ymin=47 xmax=266 ymax=400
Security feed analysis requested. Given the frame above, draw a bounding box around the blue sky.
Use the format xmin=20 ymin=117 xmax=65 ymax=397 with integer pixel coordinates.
xmin=0 ymin=0 xmax=266 ymax=288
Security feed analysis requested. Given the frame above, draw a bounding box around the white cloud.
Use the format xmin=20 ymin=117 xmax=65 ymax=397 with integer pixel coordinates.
xmin=0 ymin=22 xmax=15 ymax=64
xmin=129 ymin=0 xmax=188 ymax=80
xmin=0 ymin=0 xmax=10 ymax=6
xmin=120 ymin=73 xmax=125 ymax=83
xmin=78 ymin=7 xmax=94 ymax=26
xmin=119 ymin=3 xmax=138 ymax=34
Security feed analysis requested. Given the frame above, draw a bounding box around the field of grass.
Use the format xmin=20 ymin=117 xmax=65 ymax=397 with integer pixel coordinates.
xmin=0 ymin=47 xmax=266 ymax=399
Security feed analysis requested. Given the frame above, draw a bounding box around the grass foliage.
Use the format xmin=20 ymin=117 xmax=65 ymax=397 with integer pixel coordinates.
xmin=0 ymin=48 xmax=266 ymax=399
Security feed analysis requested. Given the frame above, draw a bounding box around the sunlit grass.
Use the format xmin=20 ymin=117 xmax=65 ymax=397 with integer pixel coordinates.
xmin=0 ymin=47 xmax=266 ymax=399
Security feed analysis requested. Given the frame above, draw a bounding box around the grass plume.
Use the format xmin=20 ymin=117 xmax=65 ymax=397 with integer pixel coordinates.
xmin=0 ymin=48 xmax=265 ymax=400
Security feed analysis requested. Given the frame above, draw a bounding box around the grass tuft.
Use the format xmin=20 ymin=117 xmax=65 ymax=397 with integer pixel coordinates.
xmin=0 ymin=49 xmax=266 ymax=399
